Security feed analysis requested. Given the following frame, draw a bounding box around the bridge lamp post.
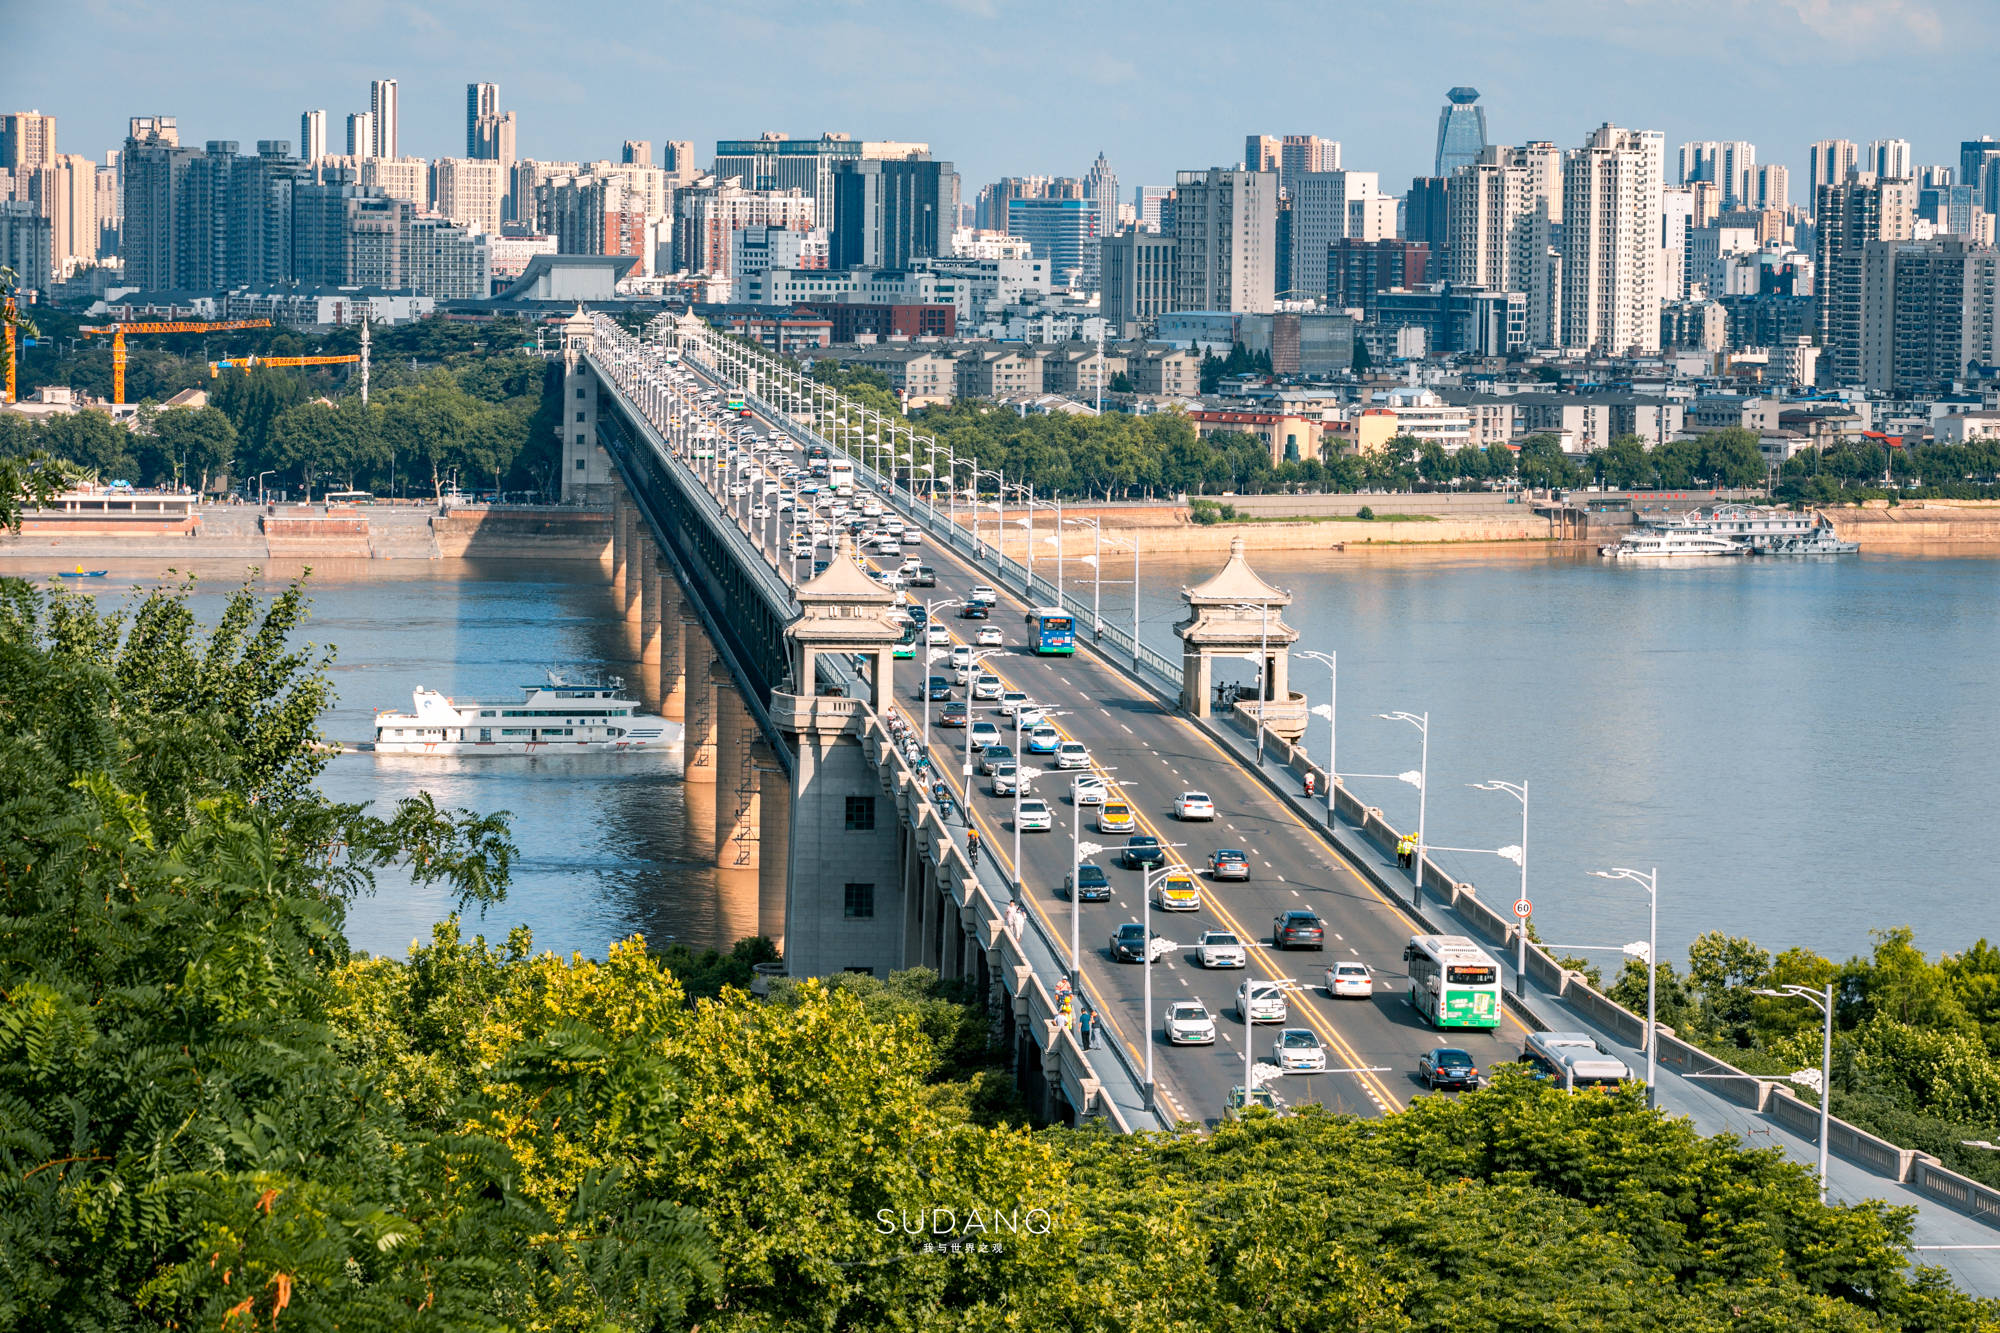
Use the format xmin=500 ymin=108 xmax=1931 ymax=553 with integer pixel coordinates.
xmin=917 ymin=598 xmax=963 ymax=758
xmin=1750 ymin=982 xmax=1836 ymax=1203
xmin=1587 ymin=866 xmax=1660 ymax=1109
xmin=1376 ymin=711 xmax=1431 ymax=910
xmin=1296 ymin=650 xmax=1338 ymax=826
xmin=1138 ymin=855 xmax=1187 ymax=1112
xmin=1459 ymin=780 xmax=1530 ymax=998
xmin=972 ymin=468 xmax=1005 ymax=561
xmin=1012 ymin=708 xmax=1070 ymax=881
xmin=1070 ymin=825 xmax=1106 ymax=1000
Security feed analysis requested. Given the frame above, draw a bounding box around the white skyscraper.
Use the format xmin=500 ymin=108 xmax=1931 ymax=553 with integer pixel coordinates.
xmin=1085 ymin=152 xmax=1118 ymax=241
xmin=1562 ymin=124 xmax=1666 ymax=354
xmin=346 ymin=111 xmax=375 ymax=160
xmin=299 ymin=109 xmax=326 ymax=162
xmin=1809 ymin=140 xmax=1860 ymax=202
xmin=1172 ymin=167 xmax=1278 ymax=312
xmin=1678 ymin=140 xmax=1756 ymax=209
xmin=1868 ymin=138 xmax=1912 ymax=180
xmin=370 ymin=78 xmax=399 ymax=160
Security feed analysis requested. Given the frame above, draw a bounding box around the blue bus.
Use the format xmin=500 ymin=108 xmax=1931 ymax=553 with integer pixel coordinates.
xmin=1028 ymin=608 xmax=1075 ymax=656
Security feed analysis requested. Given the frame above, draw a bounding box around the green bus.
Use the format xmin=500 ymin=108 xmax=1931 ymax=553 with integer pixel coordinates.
xmin=1403 ymin=934 xmax=1502 ymax=1029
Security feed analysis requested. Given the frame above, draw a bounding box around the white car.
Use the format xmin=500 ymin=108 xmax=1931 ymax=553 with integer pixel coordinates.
xmin=1198 ymin=931 xmax=1248 ymax=969
xmin=1175 ymin=790 xmax=1217 ymax=821
xmin=1056 ymin=742 xmax=1090 ymax=770
xmin=970 ymin=585 xmax=998 ymax=605
xmin=750 ymin=505 xmax=771 ymax=520
xmin=949 ymin=645 xmax=975 ymax=670
xmin=1165 ymin=1000 xmax=1217 ymax=1046
xmin=925 ymin=624 xmax=950 ymax=645
xmin=1326 ymin=961 xmax=1374 ymax=999
xmin=998 ymin=691 xmax=1031 ymax=716
xmin=1071 ymin=775 xmax=1108 ymax=807
xmin=972 ymin=675 xmax=1004 ymax=701
xmin=1016 ymin=797 xmax=1053 ymax=831
xmin=902 ymin=527 xmax=923 ymax=545
xmin=991 ymin=762 xmax=1022 ymax=796
xmin=1272 ymin=1028 xmax=1327 ymax=1073
xmin=976 ymin=626 xmax=1004 ymax=647
xmin=969 ymin=721 xmax=1000 ymax=749
xmin=1237 ymin=979 xmax=1287 ymax=1024
xmin=877 ymin=541 xmax=902 ymax=558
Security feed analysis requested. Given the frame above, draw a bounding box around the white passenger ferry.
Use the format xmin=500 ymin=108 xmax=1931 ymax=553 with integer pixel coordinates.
xmin=1602 ymin=505 xmax=1858 ymax=559
xmin=1599 ymin=529 xmax=1749 ymax=560
xmin=370 ymin=673 xmax=676 ymax=754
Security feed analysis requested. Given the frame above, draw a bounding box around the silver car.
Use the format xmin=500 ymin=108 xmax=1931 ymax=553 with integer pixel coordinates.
xmin=1237 ymin=980 xmax=1288 ymax=1024
xmin=1165 ymin=1000 xmax=1216 ymax=1046
xmin=1272 ymin=1028 xmax=1327 ymax=1073
xmin=1198 ymin=930 xmax=1248 ymax=969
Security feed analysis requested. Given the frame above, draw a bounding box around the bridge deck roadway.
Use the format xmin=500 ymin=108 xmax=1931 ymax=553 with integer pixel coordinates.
xmin=707 ymin=414 xmax=1515 ymax=1129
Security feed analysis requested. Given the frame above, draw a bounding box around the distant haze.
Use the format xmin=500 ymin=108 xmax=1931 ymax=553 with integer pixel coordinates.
xmin=14 ymin=0 xmax=1998 ymax=196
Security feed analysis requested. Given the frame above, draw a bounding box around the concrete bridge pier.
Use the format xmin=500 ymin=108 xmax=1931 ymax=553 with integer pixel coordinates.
xmin=658 ymin=583 xmax=687 ymax=720
xmin=621 ymin=504 xmax=644 ymax=625
xmin=757 ymin=758 xmax=790 ymax=947
xmin=680 ymin=622 xmax=718 ymax=782
xmin=715 ymin=689 xmax=762 ymax=868
xmin=610 ymin=493 xmax=629 ymax=596
xmin=639 ymin=551 xmax=663 ymax=665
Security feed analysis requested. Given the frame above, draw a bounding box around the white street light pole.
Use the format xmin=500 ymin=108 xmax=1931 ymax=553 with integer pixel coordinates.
xmin=1469 ymin=780 xmax=1530 ymax=997
xmin=1298 ymin=649 xmax=1337 ymax=825
xmin=1137 ymin=857 xmax=1185 ymax=1112
xmin=1588 ymin=866 xmax=1660 ymax=1108
xmin=1012 ymin=708 xmax=1069 ymax=876
xmin=960 ymin=647 xmax=1002 ymax=778
xmin=1753 ymin=982 xmax=1835 ymax=1203
xmin=1378 ymin=711 xmax=1430 ymax=909
xmin=1072 ymin=813 xmax=1105 ymax=999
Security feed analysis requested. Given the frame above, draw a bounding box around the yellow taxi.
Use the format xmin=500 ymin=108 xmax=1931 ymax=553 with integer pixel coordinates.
xmin=1096 ymin=800 xmax=1136 ymax=834
xmin=1154 ymin=870 xmax=1202 ymax=912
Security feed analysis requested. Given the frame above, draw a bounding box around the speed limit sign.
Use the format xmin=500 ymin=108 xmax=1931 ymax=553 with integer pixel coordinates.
xmin=1512 ymin=898 xmax=1533 ymax=919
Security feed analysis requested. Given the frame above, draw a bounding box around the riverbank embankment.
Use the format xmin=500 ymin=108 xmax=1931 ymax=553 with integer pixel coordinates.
xmin=0 ymin=503 xmax=613 ymax=563
xmin=1819 ymin=500 xmax=2000 ymax=548
xmin=948 ymin=500 xmax=1565 ymax=556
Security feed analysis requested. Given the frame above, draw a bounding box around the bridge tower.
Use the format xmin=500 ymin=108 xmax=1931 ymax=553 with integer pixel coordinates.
xmin=774 ymin=538 xmax=909 ymax=977
xmin=558 ymin=306 xmax=617 ymax=505
xmin=1175 ymin=536 xmax=1308 ymax=741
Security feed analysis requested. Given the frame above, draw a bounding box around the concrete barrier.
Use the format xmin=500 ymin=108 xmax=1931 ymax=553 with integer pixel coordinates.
xmin=1909 ymin=1158 xmax=2000 ymax=1224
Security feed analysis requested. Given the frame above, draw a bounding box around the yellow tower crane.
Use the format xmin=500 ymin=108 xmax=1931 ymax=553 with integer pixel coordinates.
xmin=209 ymin=353 xmax=362 ymax=378
xmin=78 ymin=319 xmax=274 ymax=405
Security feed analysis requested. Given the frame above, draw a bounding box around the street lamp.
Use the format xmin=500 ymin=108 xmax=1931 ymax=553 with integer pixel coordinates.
xmin=1012 ymin=707 xmax=1069 ymax=876
xmin=1376 ymin=711 xmax=1431 ymax=909
xmin=1751 ymin=982 xmax=1836 ymax=1203
xmin=1470 ymin=781 xmax=1530 ymax=998
xmin=1296 ymin=649 xmax=1337 ymax=825
xmin=1588 ymin=866 xmax=1660 ymax=1108
xmin=1222 ymin=602 xmax=1275 ymax=762
xmin=1072 ymin=817 xmax=1106 ymax=999
xmin=959 ymin=647 xmax=1004 ymax=777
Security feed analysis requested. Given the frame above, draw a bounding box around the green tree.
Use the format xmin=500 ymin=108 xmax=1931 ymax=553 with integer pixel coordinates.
xmin=1516 ymin=433 xmax=1579 ymax=491
xmin=141 ymin=402 xmax=239 ymax=491
xmin=33 ymin=407 xmax=134 ymax=479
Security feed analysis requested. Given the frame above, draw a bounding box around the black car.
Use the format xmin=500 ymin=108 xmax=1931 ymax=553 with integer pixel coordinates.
xmin=924 ymin=675 xmax=953 ymax=701
xmin=957 ymin=603 xmax=990 ymax=620
xmin=1064 ymin=862 xmax=1111 ymax=902
xmin=1272 ymin=909 xmax=1326 ymax=950
xmin=1417 ymin=1047 xmax=1481 ymax=1091
xmin=1119 ymin=835 xmax=1165 ymax=870
xmin=1109 ymin=922 xmax=1158 ymax=963
xmin=937 ymin=701 xmax=969 ymax=728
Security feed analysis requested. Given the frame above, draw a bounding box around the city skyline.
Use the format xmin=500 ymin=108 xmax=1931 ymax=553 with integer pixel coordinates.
xmin=11 ymin=0 xmax=1999 ymax=194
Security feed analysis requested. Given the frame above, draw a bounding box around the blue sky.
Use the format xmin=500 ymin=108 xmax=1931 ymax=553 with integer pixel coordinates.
xmin=12 ymin=0 xmax=1998 ymax=199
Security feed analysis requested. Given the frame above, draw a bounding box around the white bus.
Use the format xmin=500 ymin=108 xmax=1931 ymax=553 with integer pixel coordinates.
xmin=1402 ymin=934 xmax=1502 ymax=1030
xmin=827 ymin=459 xmax=855 ymax=495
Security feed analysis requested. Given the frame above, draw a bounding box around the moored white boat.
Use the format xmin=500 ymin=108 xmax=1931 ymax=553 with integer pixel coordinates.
xmin=369 ymin=672 xmax=677 ymax=754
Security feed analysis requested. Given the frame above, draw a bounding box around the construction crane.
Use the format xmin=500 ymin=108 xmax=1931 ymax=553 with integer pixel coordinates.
xmin=209 ymin=353 xmax=361 ymax=377
xmin=78 ymin=319 xmax=274 ymax=406
xmin=3 ymin=293 xmax=15 ymax=405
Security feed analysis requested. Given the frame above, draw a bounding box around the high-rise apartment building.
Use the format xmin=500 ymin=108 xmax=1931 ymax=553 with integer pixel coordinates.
xmin=663 ymin=141 xmax=699 ymax=186
xmin=433 ymin=156 xmax=507 ymax=234
xmin=1858 ymin=237 xmax=2000 ymax=393
xmin=407 ymin=216 xmax=490 ymax=299
xmin=346 ymin=112 xmax=374 ymax=160
xmin=1814 ymin=172 xmax=1917 ymax=385
xmin=467 ymin=83 xmax=500 ymax=155
xmin=36 ymin=153 xmax=99 ymax=276
xmin=1244 ymin=135 xmax=1281 ymax=175
xmin=1808 ymin=140 xmax=1860 ymax=204
xmin=369 ymin=79 xmax=399 ymax=160
xmin=121 ymin=116 xmax=195 ymax=290
xmin=1171 ymin=167 xmax=1278 ymax=313
xmin=623 ymin=140 xmax=653 ymax=167
xmin=673 ymin=178 xmax=817 ymax=275
xmin=1327 ymin=237 xmax=1428 ymax=322
xmin=1560 ymin=124 xmax=1666 ymax=355
xmin=1133 ymin=185 xmax=1172 ymax=233
xmin=1434 ymin=88 xmax=1488 ymax=178
xmin=830 ymin=157 xmax=958 ymax=270
xmin=1961 ymin=138 xmax=2000 ymax=215
xmin=1678 ymin=140 xmax=1756 ymax=209
xmin=299 ymin=110 xmax=326 ymax=162
xmin=1100 ymin=229 xmax=1176 ymax=334
xmin=0 ymin=111 xmax=58 ymax=172
xmin=0 ymin=201 xmax=53 ymax=290
xmin=1868 ymin=138 xmax=1912 ymax=182
xmin=1755 ymin=163 xmax=1789 ymax=212
xmin=1288 ymin=169 xmax=1393 ymax=301
xmin=1442 ymin=143 xmax=1563 ymax=345
xmin=1281 ymin=136 xmax=1339 ymax=191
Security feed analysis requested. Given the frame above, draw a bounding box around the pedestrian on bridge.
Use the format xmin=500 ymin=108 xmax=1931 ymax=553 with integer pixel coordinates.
xmin=1396 ymin=833 xmax=1416 ymax=870
xmin=967 ymin=829 xmax=982 ymax=870
xmin=1078 ymin=1004 xmax=1094 ymax=1051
